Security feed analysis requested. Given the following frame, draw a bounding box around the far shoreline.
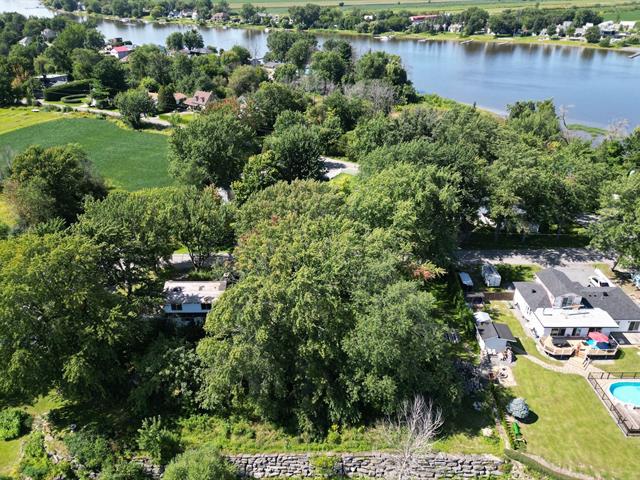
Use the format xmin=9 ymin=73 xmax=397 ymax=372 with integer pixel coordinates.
xmin=44 ymin=5 xmax=640 ymax=55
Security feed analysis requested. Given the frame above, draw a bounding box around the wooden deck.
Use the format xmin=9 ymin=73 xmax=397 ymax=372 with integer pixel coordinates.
xmin=540 ymin=336 xmax=619 ymax=358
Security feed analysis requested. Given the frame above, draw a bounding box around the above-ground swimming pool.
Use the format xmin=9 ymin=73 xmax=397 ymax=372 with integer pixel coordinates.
xmin=609 ymin=382 xmax=640 ymax=407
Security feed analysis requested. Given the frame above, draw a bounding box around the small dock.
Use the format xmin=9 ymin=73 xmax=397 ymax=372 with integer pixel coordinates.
xmin=460 ymin=40 xmax=473 ymax=45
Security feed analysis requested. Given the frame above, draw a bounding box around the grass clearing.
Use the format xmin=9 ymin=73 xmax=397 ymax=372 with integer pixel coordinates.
xmin=0 ymin=116 xmax=173 ymax=191
xmin=0 ymin=108 xmax=62 ymax=135
xmin=0 ymin=394 xmax=63 ymax=477
xmin=567 ymin=123 xmax=608 ymax=137
xmin=510 ymin=357 xmax=640 ymax=479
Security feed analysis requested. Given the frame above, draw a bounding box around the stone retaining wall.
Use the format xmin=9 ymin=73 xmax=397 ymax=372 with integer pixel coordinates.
xmin=228 ymin=452 xmax=504 ymax=479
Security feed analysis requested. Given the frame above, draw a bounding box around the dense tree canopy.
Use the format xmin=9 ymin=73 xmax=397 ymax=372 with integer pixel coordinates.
xmin=168 ymin=108 xmax=256 ymax=189
xmin=4 ymin=144 xmax=106 ymax=227
xmin=0 ymin=233 xmax=136 ymax=403
xmin=197 ymin=181 xmax=461 ymax=432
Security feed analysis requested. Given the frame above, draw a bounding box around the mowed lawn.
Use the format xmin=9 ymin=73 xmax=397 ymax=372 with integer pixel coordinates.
xmin=0 ymin=117 xmax=173 ymax=191
xmin=0 ymin=108 xmax=61 ymax=135
xmin=511 ymin=358 xmax=640 ymax=479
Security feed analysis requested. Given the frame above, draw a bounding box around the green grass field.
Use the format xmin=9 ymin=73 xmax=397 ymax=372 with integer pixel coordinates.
xmin=511 ymin=358 xmax=640 ymax=479
xmin=0 ymin=108 xmax=62 ymax=135
xmin=0 ymin=115 xmax=173 ymax=191
xmin=228 ymin=0 xmax=640 ymax=15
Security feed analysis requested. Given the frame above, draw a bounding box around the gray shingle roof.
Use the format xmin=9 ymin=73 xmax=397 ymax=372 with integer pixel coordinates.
xmin=477 ymin=322 xmax=516 ymax=342
xmin=513 ymin=281 xmax=551 ymax=310
xmin=477 ymin=322 xmax=498 ymax=340
xmin=494 ymin=323 xmax=516 ymax=342
xmin=535 ymin=268 xmax=582 ymax=297
xmin=581 ymin=287 xmax=640 ymax=321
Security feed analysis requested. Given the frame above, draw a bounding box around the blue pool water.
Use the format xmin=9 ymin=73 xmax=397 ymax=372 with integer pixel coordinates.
xmin=610 ymin=382 xmax=640 ymax=407
xmin=586 ymin=339 xmax=610 ymax=350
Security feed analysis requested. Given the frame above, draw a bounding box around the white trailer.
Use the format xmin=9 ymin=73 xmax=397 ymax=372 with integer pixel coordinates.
xmin=481 ymin=264 xmax=502 ymax=287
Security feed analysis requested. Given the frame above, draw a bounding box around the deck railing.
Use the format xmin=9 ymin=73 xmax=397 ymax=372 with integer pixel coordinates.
xmin=587 ymin=372 xmax=640 ymax=436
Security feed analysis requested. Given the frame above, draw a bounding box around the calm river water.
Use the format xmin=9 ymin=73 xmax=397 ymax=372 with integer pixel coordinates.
xmin=2 ymin=0 xmax=639 ymax=128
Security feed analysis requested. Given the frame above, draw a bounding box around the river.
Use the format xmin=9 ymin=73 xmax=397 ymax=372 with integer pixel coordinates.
xmin=2 ymin=0 xmax=639 ymax=128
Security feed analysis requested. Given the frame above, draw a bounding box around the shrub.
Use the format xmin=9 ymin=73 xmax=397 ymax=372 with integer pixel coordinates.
xmin=310 ymin=454 xmax=339 ymax=479
xmin=44 ymin=79 xmax=92 ymax=101
xmin=60 ymin=93 xmax=86 ymax=104
xmin=507 ymin=397 xmax=530 ymax=420
xmin=163 ymin=446 xmax=236 ymax=480
xmin=137 ymin=417 xmax=181 ymax=465
xmin=64 ymin=430 xmax=113 ymax=470
xmin=18 ymin=432 xmax=54 ymax=480
xmin=0 ymin=408 xmax=30 ymax=440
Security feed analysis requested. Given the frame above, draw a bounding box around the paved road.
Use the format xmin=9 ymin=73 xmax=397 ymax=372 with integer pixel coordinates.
xmin=40 ymin=102 xmax=171 ymax=127
xmin=456 ymin=248 xmax=613 ymax=267
xmin=322 ymin=157 xmax=359 ymax=179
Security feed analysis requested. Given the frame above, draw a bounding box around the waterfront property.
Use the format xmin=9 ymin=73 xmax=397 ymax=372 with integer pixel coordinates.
xmin=163 ymin=280 xmax=227 ymax=324
xmin=513 ymin=267 xmax=640 ymax=358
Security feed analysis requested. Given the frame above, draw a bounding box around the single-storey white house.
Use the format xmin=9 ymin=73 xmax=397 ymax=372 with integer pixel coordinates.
xmin=163 ymin=280 xmax=227 ymax=323
xmin=514 ymin=268 xmax=640 ymax=337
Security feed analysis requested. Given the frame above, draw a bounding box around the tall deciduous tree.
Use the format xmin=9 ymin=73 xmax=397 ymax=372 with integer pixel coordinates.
xmin=347 ymin=163 xmax=461 ymax=264
xmin=75 ymin=189 xmax=176 ymax=296
xmin=115 ymin=88 xmax=155 ymax=129
xmin=4 ymin=144 xmax=106 ymax=226
xmin=590 ymin=172 xmax=640 ymax=270
xmin=170 ymin=186 xmax=234 ymax=269
xmin=168 ymin=108 xmax=256 ymax=189
xmin=197 ymin=211 xmax=460 ymax=433
xmin=0 ymin=232 xmax=135 ymax=403
xmin=263 ymin=123 xmax=326 ymax=182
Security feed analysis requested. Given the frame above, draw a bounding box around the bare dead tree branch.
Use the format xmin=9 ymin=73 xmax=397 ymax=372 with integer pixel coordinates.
xmin=379 ymin=396 xmax=444 ymax=480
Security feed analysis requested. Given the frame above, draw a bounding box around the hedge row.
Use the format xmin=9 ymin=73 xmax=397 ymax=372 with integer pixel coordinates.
xmin=504 ymin=449 xmax=581 ymax=480
xmin=44 ymin=80 xmax=92 ymax=101
xmin=60 ymin=93 xmax=86 ymax=104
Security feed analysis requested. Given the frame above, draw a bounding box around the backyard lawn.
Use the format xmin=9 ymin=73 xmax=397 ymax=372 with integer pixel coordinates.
xmin=0 ymin=115 xmax=173 ymax=191
xmin=510 ymin=358 xmax=640 ymax=479
xmin=596 ymin=347 xmax=640 ymax=373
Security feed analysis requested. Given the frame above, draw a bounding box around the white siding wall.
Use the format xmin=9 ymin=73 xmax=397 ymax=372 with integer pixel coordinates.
xmin=483 ymin=337 xmax=508 ymax=354
xmin=163 ymin=302 xmax=210 ymax=314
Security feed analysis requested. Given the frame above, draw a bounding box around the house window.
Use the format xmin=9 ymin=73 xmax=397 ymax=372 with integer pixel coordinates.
xmin=571 ymin=327 xmax=582 ymax=337
xmin=170 ymin=303 xmax=183 ymax=311
xmin=550 ymin=328 xmax=565 ymax=336
xmin=200 ymin=303 xmax=212 ymax=311
xmin=629 ymin=321 xmax=640 ymax=332
xmin=561 ymin=296 xmax=575 ymax=308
